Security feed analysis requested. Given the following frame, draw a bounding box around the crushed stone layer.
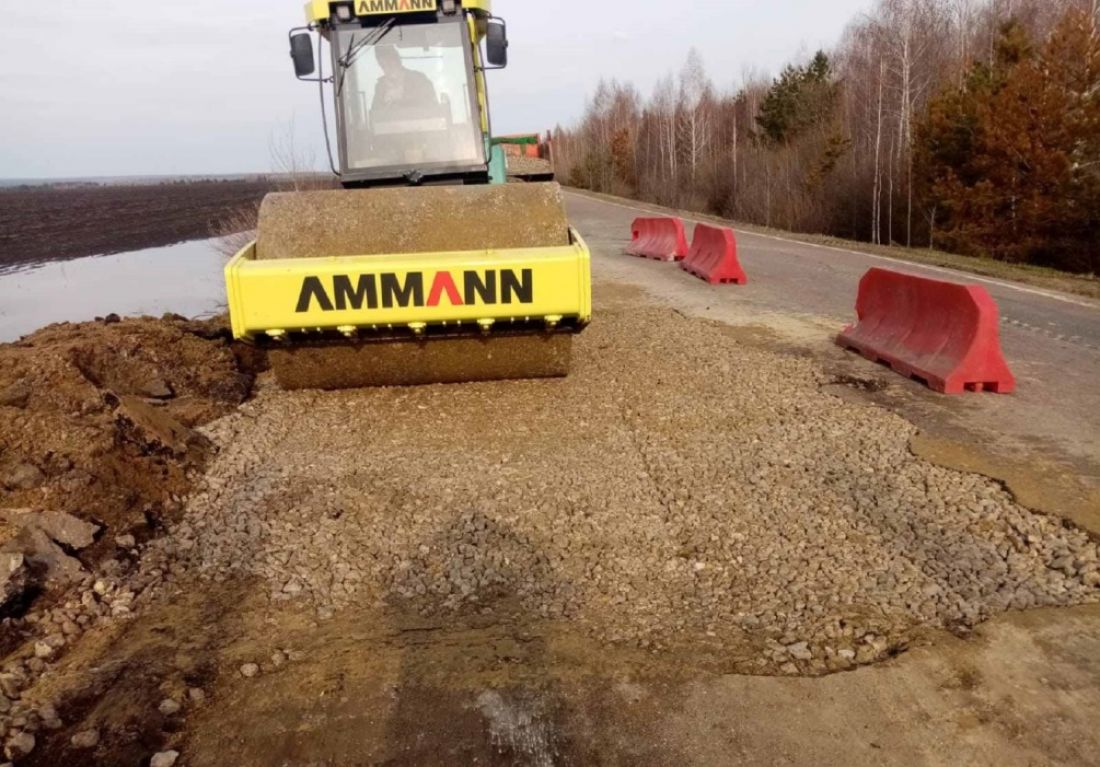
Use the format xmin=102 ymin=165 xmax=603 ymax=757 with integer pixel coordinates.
xmin=153 ymin=306 xmax=1099 ymax=675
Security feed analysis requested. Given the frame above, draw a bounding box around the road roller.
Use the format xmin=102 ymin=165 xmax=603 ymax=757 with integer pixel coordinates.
xmin=224 ymin=0 xmax=591 ymax=389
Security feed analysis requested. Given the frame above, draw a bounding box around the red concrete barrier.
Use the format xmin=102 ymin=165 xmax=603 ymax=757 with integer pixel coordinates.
xmin=837 ymin=268 xmax=1015 ymax=394
xmin=625 ymin=217 xmax=689 ymax=262
xmin=681 ymin=224 xmax=747 ymax=285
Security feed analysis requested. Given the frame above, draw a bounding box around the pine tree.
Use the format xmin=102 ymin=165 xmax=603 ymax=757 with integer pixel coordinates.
xmin=917 ymin=10 xmax=1100 ymax=272
xmin=757 ymin=52 xmax=838 ymax=145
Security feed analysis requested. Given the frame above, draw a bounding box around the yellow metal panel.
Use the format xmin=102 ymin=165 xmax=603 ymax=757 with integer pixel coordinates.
xmin=306 ymin=0 xmax=491 ymax=23
xmin=304 ymin=0 xmax=329 ymax=23
xmin=468 ymin=15 xmax=490 ymax=133
xmin=225 ymin=232 xmax=591 ymax=342
xmin=353 ymin=0 xmax=436 ymax=15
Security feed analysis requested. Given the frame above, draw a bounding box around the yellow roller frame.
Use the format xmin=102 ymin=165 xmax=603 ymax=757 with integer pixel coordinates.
xmin=305 ymin=0 xmax=492 ymax=23
xmin=224 ymin=231 xmax=592 ymax=342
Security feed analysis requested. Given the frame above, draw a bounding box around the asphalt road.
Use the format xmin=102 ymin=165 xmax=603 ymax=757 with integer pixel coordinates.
xmin=564 ymin=190 xmax=1100 ymax=484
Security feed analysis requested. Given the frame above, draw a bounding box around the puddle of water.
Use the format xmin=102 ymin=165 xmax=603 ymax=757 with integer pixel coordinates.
xmin=0 ymin=238 xmax=231 ymax=342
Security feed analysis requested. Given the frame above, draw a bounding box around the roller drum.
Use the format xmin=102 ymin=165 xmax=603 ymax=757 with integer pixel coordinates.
xmin=253 ymin=182 xmax=578 ymax=389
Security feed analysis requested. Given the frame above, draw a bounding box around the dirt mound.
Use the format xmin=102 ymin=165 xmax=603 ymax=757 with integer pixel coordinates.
xmin=0 ymin=316 xmax=256 ymax=575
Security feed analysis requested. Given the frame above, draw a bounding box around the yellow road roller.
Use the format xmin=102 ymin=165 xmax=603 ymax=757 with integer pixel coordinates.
xmin=224 ymin=0 xmax=591 ymax=389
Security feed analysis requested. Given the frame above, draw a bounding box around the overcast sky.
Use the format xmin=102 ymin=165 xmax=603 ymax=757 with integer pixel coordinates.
xmin=0 ymin=0 xmax=871 ymax=180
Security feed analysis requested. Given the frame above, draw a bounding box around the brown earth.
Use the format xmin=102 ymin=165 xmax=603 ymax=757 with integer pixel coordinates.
xmin=0 ymin=181 xmax=277 ymax=269
xmin=0 ymin=316 xmax=259 ymax=580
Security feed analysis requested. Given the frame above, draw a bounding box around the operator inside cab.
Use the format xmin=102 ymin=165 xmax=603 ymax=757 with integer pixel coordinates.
xmin=334 ymin=20 xmax=485 ymax=174
xmin=368 ymin=44 xmax=446 ymax=165
xmin=371 ymin=45 xmax=438 ymax=113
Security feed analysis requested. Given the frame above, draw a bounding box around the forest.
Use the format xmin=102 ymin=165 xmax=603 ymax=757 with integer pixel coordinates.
xmin=554 ymin=0 xmax=1100 ymax=274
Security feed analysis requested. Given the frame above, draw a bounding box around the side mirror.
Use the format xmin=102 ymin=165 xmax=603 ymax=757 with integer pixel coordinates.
xmin=290 ymin=33 xmax=315 ymax=78
xmin=486 ymin=19 xmax=508 ymax=68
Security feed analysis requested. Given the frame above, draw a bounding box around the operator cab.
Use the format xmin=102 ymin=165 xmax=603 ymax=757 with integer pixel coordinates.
xmin=289 ymin=2 xmax=509 ymax=188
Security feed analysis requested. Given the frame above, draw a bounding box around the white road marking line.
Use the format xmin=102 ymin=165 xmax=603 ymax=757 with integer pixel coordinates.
xmin=991 ymin=316 xmax=1099 ymax=352
xmin=575 ymin=193 xmax=1100 ymax=310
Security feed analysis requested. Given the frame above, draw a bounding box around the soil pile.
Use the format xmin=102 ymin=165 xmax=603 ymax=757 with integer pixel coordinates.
xmin=0 ymin=316 xmax=255 ymax=584
xmin=0 ymin=315 xmax=260 ymax=763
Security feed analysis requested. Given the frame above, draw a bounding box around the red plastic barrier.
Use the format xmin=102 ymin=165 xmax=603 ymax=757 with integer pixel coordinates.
xmin=681 ymin=224 xmax=747 ymax=285
xmin=837 ymin=268 xmax=1016 ymax=394
xmin=625 ymin=217 xmax=689 ymax=262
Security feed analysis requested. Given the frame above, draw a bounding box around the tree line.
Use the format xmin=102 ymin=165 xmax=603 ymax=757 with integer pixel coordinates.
xmin=553 ymin=0 xmax=1100 ymax=274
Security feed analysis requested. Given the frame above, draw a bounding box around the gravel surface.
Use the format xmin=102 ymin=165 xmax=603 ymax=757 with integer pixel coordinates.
xmin=506 ymin=155 xmax=555 ymax=178
xmin=130 ymin=304 xmax=1100 ymax=674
